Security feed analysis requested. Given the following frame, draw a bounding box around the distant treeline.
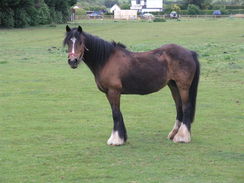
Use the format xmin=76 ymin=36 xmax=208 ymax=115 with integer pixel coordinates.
xmin=76 ymin=0 xmax=130 ymax=11
xmin=0 ymin=0 xmax=77 ymax=28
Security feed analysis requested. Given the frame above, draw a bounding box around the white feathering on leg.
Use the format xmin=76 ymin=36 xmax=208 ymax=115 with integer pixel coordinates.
xmin=107 ymin=130 xmax=124 ymax=146
xmin=168 ymin=120 xmax=182 ymax=140
xmin=173 ymin=124 xmax=191 ymax=143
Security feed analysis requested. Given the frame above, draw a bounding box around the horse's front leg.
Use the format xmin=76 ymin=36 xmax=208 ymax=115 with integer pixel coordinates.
xmin=106 ymin=89 xmax=127 ymax=146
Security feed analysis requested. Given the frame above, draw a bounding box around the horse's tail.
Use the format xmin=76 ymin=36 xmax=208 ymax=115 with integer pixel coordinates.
xmin=189 ymin=51 xmax=200 ymax=123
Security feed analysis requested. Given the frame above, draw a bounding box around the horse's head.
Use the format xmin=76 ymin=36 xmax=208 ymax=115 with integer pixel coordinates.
xmin=64 ymin=25 xmax=86 ymax=69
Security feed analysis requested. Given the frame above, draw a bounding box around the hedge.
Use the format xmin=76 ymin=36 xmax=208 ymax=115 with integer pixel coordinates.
xmin=179 ymin=9 xmax=244 ymax=15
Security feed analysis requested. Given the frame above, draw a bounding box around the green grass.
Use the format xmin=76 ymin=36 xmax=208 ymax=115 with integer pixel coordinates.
xmin=0 ymin=18 xmax=244 ymax=183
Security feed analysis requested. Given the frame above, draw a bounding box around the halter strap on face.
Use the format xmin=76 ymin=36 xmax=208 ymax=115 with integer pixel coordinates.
xmin=84 ymin=46 xmax=89 ymax=51
xmin=67 ymin=41 xmax=88 ymax=60
xmin=68 ymin=52 xmax=79 ymax=58
xmin=68 ymin=52 xmax=85 ymax=61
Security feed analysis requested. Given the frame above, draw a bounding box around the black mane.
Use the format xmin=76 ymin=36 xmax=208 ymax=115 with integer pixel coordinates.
xmin=82 ymin=32 xmax=115 ymax=72
xmin=111 ymin=41 xmax=127 ymax=49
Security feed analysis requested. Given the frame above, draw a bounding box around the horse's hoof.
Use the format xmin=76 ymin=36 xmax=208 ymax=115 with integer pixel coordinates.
xmin=107 ymin=130 xmax=125 ymax=146
xmin=172 ymin=124 xmax=191 ymax=143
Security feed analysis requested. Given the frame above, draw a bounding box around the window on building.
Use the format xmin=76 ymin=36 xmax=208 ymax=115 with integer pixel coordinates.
xmin=136 ymin=0 xmax=140 ymax=4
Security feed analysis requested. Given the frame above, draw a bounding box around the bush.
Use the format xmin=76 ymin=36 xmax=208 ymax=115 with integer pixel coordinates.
xmin=199 ymin=10 xmax=213 ymax=15
xmin=178 ymin=10 xmax=188 ymax=15
xmin=187 ymin=4 xmax=200 ymax=15
xmin=163 ymin=4 xmax=172 ymax=14
xmin=88 ymin=5 xmax=106 ymax=11
xmin=228 ymin=9 xmax=244 ymax=14
xmin=226 ymin=5 xmax=244 ymax=10
xmin=120 ymin=3 xmax=130 ymax=10
xmin=171 ymin=4 xmax=181 ymax=12
xmin=219 ymin=8 xmax=228 ymax=15
xmin=150 ymin=11 xmax=165 ymax=16
xmin=75 ymin=8 xmax=86 ymax=16
xmin=211 ymin=5 xmax=225 ymax=10
xmin=164 ymin=4 xmax=181 ymax=14
xmin=153 ymin=18 xmax=166 ymax=22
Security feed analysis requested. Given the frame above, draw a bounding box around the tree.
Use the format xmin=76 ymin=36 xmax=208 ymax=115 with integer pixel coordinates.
xmin=0 ymin=7 xmax=14 ymax=27
xmin=104 ymin=0 xmax=119 ymax=8
xmin=184 ymin=0 xmax=206 ymax=9
xmin=0 ymin=0 xmax=77 ymax=28
xmin=171 ymin=4 xmax=181 ymax=12
xmin=44 ymin=0 xmax=77 ymax=23
xmin=187 ymin=4 xmax=200 ymax=14
xmin=120 ymin=2 xmax=130 ymax=9
xmin=0 ymin=0 xmax=36 ymax=27
xmin=38 ymin=0 xmax=51 ymax=24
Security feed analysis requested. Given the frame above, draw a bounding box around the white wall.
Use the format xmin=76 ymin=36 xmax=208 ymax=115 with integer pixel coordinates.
xmin=131 ymin=0 xmax=163 ymax=12
xmin=110 ymin=4 xmax=121 ymax=13
xmin=146 ymin=0 xmax=162 ymax=9
xmin=142 ymin=8 xmax=161 ymax=13
xmin=114 ymin=10 xmax=137 ymax=20
xmin=131 ymin=0 xmax=142 ymax=10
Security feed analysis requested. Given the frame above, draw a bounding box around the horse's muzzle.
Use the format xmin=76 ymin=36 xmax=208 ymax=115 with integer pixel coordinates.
xmin=68 ymin=59 xmax=78 ymax=69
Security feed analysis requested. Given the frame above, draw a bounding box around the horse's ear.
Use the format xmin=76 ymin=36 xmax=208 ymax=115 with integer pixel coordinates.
xmin=77 ymin=26 xmax=83 ymax=33
xmin=66 ymin=25 xmax=71 ymax=32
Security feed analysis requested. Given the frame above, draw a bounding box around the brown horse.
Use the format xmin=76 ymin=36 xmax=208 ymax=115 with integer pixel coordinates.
xmin=63 ymin=25 xmax=200 ymax=146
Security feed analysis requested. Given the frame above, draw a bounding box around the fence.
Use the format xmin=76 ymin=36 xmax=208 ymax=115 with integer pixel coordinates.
xmin=73 ymin=14 xmax=241 ymax=21
xmin=177 ymin=15 xmax=230 ymax=18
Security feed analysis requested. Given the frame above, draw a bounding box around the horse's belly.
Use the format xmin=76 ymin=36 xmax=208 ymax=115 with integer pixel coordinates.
xmin=121 ymin=64 xmax=168 ymax=95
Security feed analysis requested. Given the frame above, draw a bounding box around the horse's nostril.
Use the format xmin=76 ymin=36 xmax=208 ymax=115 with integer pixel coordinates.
xmin=68 ymin=59 xmax=78 ymax=69
xmin=68 ymin=59 xmax=76 ymax=64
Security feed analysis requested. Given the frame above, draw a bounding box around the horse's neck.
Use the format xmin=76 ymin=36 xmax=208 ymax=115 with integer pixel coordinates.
xmin=83 ymin=33 xmax=113 ymax=75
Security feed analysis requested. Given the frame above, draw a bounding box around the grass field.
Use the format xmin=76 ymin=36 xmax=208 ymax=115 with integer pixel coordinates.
xmin=0 ymin=18 xmax=244 ymax=183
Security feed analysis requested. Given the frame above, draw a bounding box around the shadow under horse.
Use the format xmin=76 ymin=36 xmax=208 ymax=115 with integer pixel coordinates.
xmin=63 ymin=25 xmax=200 ymax=146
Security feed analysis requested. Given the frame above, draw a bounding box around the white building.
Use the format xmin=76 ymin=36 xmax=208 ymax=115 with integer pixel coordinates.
xmin=110 ymin=4 xmax=121 ymax=13
xmin=114 ymin=10 xmax=137 ymax=20
xmin=130 ymin=0 xmax=163 ymax=13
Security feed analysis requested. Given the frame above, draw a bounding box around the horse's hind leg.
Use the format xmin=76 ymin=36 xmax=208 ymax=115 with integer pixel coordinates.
xmin=167 ymin=81 xmax=183 ymax=140
xmin=173 ymin=87 xmax=192 ymax=143
xmin=106 ymin=89 xmax=127 ymax=146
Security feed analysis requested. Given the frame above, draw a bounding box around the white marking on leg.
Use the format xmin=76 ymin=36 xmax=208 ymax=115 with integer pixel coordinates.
xmin=71 ymin=37 xmax=76 ymax=54
xmin=107 ymin=130 xmax=124 ymax=146
xmin=168 ymin=120 xmax=181 ymax=140
xmin=173 ymin=123 xmax=191 ymax=143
